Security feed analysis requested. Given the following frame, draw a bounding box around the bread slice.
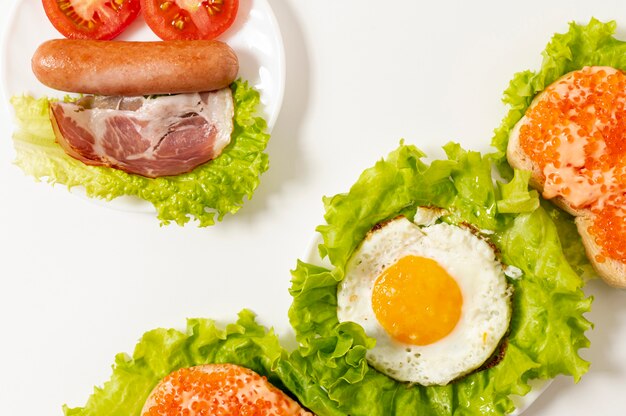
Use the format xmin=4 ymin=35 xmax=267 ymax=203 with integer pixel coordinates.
xmin=575 ymin=215 xmax=626 ymax=288
xmin=506 ymin=68 xmax=626 ymax=288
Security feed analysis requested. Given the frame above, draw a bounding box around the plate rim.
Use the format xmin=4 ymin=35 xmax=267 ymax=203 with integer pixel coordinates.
xmin=256 ymin=0 xmax=286 ymax=131
xmin=0 ymin=0 xmax=20 ymax=114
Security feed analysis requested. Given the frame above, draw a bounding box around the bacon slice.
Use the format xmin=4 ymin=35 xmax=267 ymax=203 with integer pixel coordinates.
xmin=49 ymin=89 xmax=234 ymax=178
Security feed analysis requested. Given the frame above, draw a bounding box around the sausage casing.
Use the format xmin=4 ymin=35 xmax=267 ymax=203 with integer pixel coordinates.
xmin=32 ymin=39 xmax=239 ymax=96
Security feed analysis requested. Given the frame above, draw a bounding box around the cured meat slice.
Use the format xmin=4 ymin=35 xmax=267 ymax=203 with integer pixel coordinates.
xmin=49 ymin=88 xmax=234 ymax=178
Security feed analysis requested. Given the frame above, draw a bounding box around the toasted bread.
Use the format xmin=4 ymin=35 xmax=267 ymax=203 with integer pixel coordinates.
xmin=575 ymin=215 xmax=626 ymax=287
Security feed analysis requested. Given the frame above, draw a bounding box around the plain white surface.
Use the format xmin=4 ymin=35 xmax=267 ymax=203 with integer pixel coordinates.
xmin=0 ymin=0 xmax=625 ymax=414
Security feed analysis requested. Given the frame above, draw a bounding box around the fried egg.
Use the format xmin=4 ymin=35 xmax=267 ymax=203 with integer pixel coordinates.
xmin=337 ymin=213 xmax=511 ymax=386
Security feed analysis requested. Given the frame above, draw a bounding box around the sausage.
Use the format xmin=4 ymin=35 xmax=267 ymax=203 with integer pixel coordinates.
xmin=32 ymin=39 xmax=239 ymax=96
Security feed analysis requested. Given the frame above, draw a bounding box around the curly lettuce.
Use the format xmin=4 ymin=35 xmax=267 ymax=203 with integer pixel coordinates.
xmin=288 ymin=143 xmax=592 ymax=415
xmin=63 ymin=310 xmax=340 ymax=416
xmin=10 ymin=80 xmax=270 ymax=226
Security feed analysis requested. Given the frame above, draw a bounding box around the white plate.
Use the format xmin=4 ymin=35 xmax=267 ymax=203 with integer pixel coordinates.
xmin=304 ymin=233 xmax=551 ymax=415
xmin=0 ymin=0 xmax=285 ymax=213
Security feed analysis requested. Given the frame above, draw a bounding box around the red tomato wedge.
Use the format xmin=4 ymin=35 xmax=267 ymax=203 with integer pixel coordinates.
xmin=141 ymin=0 xmax=239 ymax=40
xmin=42 ymin=0 xmax=141 ymax=40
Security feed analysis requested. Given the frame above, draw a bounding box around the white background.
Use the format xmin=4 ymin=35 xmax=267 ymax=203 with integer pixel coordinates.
xmin=1 ymin=0 xmax=625 ymax=414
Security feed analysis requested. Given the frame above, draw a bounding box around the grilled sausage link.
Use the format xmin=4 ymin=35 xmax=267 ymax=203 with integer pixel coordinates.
xmin=32 ymin=39 xmax=239 ymax=96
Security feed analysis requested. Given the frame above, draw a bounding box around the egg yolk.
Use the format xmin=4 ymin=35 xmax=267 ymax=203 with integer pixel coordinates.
xmin=371 ymin=255 xmax=463 ymax=346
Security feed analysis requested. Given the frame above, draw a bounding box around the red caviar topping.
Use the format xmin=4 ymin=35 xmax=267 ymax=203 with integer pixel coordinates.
xmin=518 ymin=66 xmax=626 ymax=263
xmin=589 ymin=195 xmax=626 ymax=264
xmin=142 ymin=364 xmax=312 ymax=416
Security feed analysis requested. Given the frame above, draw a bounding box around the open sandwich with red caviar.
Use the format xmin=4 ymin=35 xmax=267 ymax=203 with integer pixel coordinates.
xmin=143 ymin=364 xmax=310 ymax=415
xmin=288 ymin=143 xmax=591 ymax=415
xmin=494 ymin=18 xmax=626 ymax=287
xmin=62 ymin=310 xmax=340 ymax=416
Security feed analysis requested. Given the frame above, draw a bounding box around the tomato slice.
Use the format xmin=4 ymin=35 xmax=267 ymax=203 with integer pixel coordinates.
xmin=141 ymin=0 xmax=239 ymax=40
xmin=42 ymin=0 xmax=141 ymax=40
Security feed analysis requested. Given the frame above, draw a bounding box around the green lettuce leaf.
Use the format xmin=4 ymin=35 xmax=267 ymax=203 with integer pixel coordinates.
xmin=496 ymin=169 xmax=540 ymax=214
xmin=63 ymin=310 xmax=340 ymax=416
xmin=490 ymin=18 xmax=619 ymax=275
xmin=288 ymin=143 xmax=592 ymax=416
xmin=10 ymin=80 xmax=270 ymax=227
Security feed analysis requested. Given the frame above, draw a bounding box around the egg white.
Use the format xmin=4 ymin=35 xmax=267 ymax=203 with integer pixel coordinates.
xmin=337 ymin=214 xmax=512 ymax=386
